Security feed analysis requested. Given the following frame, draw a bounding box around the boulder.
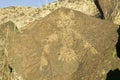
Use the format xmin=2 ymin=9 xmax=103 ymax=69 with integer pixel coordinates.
xmin=0 ymin=8 xmax=120 ymax=80
xmin=98 ymin=0 xmax=120 ymax=25
xmin=0 ymin=21 xmax=18 ymax=80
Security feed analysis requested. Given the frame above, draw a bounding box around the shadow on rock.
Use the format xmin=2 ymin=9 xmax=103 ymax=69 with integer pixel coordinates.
xmin=106 ymin=68 xmax=120 ymax=80
xmin=94 ymin=0 xmax=104 ymax=19
xmin=116 ymin=26 xmax=120 ymax=58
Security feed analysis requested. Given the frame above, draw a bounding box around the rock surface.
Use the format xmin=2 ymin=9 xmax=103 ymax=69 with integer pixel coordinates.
xmin=98 ymin=0 xmax=120 ymax=25
xmin=0 ymin=0 xmax=99 ymax=30
xmin=0 ymin=8 xmax=119 ymax=80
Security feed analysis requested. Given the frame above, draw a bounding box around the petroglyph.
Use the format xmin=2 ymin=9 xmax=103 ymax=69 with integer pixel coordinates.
xmin=40 ymin=56 xmax=48 ymax=71
xmin=47 ymin=33 xmax=58 ymax=42
xmin=43 ymin=44 xmax=50 ymax=54
xmin=73 ymin=30 xmax=99 ymax=55
xmin=83 ymin=41 xmax=98 ymax=54
xmin=56 ymin=11 xmax=78 ymax=62
xmin=58 ymin=46 xmax=78 ymax=62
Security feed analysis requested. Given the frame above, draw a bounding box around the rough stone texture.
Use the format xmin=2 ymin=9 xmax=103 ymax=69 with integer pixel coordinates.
xmin=0 ymin=6 xmax=41 ymax=30
xmin=39 ymin=0 xmax=100 ymax=17
xmin=0 ymin=0 xmax=100 ymax=30
xmin=0 ymin=8 xmax=119 ymax=80
xmin=0 ymin=21 xmax=21 ymax=80
xmin=98 ymin=0 xmax=120 ymax=25
xmin=98 ymin=0 xmax=118 ymax=20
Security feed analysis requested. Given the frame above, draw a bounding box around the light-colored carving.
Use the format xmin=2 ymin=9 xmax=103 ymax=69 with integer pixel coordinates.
xmin=58 ymin=46 xmax=77 ymax=62
xmin=47 ymin=33 xmax=58 ymax=42
xmin=43 ymin=44 xmax=50 ymax=54
xmin=73 ymin=30 xmax=99 ymax=55
xmin=40 ymin=56 xmax=48 ymax=71
xmin=56 ymin=13 xmax=78 ymax=62
xmin=84 ymin=41 xmax=98 ymax=54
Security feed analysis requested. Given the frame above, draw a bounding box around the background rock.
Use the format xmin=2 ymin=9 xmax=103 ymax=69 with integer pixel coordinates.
xmin=0 ymin=0 xmax=100 ymax=30
xmin=98 ymin=0 xmax=120 ymax=25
